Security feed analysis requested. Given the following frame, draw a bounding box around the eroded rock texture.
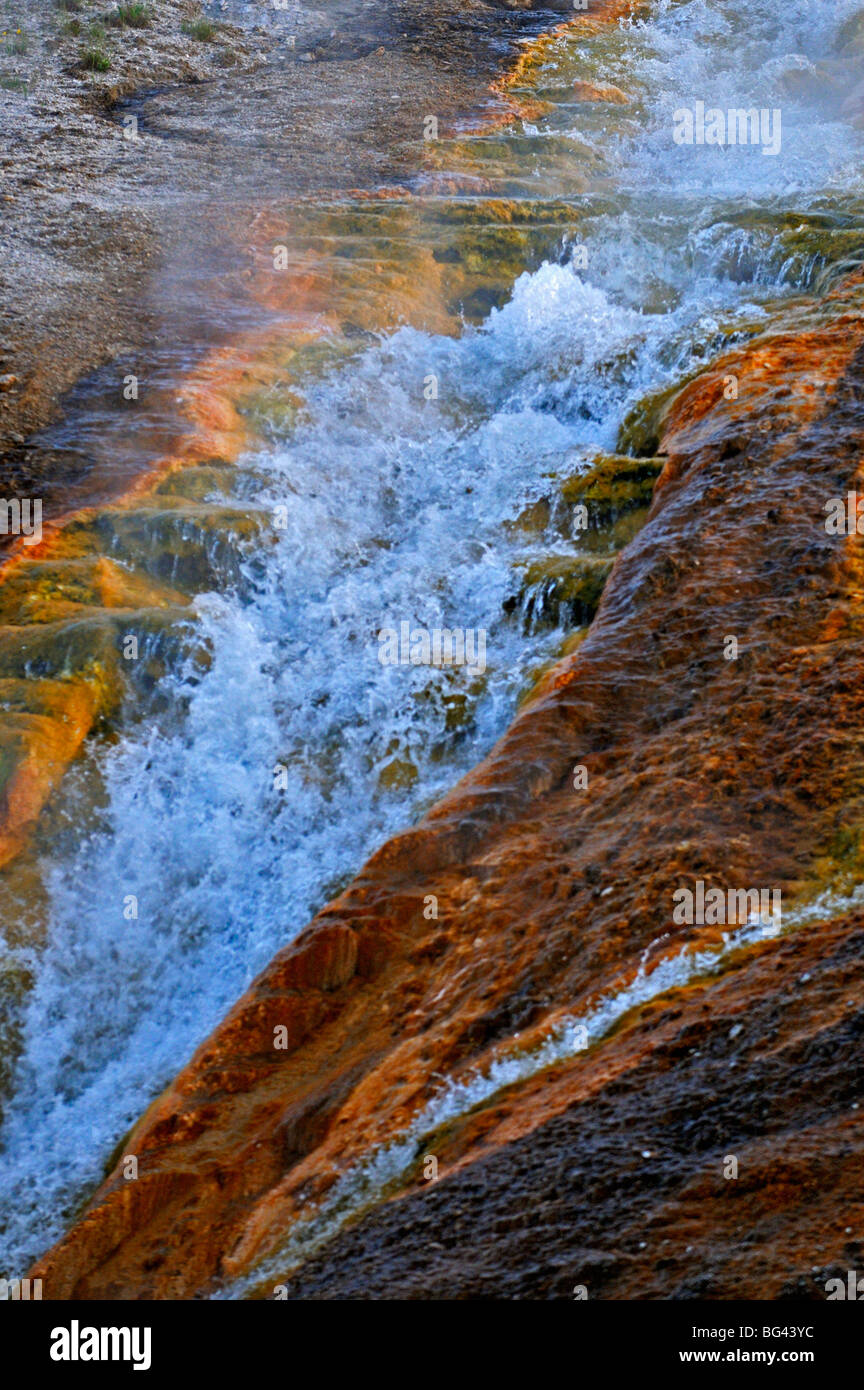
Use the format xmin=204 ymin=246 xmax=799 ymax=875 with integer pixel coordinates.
xmin=32 ymin=270 xmax=864 ymax=1300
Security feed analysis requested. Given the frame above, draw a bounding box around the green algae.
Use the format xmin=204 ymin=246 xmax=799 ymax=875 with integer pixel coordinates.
xmin=0 ymin=616 xmax=120 ymax=683
xmin=616 ymin=382 xmax=684 ymax=457
xmin=559 ymin=452 xmax=665 ymax=527
xmin=0 ymin=558 xmax=188 ymax=626
xmin=237 ymin=337 xmax=370 ymax=441
xmin=508 ymin=553 xmax=613 ymax=634
xmin=0 ymin=606 xmax=199 ymax=693
xmin=62 ymin=504 xmax=274 ymax=594
xmin=504 ymin=453 xmax=665 ymax=636
xmin=153 ymin=464 xmax=242 ymax=502
xmin=272 ymin=195 xmax=587 ymax=334
xmin=777 ymin=221 xmax=864 ymax=293
xmin=508 ymin=452 xmax=665 ymax=539
xmin=377 ymin=755 xmax=420 ymax=792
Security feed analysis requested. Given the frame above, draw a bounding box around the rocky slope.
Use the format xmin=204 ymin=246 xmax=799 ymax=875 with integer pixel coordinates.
xmin=0 ymin=0 xmax=577 ymax=465
xmin=31 ymin=260 xmax=864 ymax=1298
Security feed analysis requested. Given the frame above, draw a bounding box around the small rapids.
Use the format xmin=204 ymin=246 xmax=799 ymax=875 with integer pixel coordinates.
xmin=2 ymin=0 xmax=864 ymax=1273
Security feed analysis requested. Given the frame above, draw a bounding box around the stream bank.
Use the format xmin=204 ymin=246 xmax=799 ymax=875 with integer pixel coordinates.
xmin=4 ymin=0 xmax=864 ymax=1298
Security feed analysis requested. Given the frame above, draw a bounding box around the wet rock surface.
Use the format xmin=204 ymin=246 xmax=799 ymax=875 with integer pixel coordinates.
xmin=0 ymin=0 xmax=575 ymax=460
xmin=30 ymin=267 xmax=864 ymax=1299
xmin=6 ymin=0 xmax=864 ymax=1302
xmin=277 ymin=915 xmax=864 ymax=1300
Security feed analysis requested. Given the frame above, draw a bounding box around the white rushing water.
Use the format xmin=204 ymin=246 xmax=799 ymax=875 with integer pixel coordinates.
xmin=2 ymin=0 xmax=864 ymax=1273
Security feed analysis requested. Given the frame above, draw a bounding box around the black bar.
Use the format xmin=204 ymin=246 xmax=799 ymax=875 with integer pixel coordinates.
xmin=8 ymin=1296 xmax=860 ymax=1376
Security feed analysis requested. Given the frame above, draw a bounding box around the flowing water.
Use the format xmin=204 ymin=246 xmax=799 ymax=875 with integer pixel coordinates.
xmin=2 ymin=0 xmax=864 ymax=1274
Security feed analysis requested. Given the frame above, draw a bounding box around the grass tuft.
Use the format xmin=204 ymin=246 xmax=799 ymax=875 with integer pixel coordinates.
xmin=80 ymin=45 xmax=111 ymax=70
xmin=107 ymin=3 xmax=152 ymax=28
xmin=182 ymin=18 xmax=216 ymax=42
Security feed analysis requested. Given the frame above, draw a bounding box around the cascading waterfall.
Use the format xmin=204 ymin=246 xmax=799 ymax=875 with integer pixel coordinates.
xmin=2 ymin=0 xmax=864 ymax=1274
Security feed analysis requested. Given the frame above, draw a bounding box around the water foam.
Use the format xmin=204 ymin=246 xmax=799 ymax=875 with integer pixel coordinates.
xmin=2 ymin=0 xmax=863 ymax=1273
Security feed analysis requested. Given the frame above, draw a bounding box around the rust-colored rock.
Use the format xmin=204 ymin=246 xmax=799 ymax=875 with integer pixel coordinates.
xmin=571 ymin=80 xmax=630 ymax=104
xmin=31 ymin=267 xmax=864 ymax=1299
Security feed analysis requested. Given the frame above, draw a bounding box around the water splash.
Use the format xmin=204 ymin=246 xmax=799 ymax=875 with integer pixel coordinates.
xmin=2 ymin=0 xmax=864 ymax=1273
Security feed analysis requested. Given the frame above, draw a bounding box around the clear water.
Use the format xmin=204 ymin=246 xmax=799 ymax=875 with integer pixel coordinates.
xmin=2 ymin=0 xmax=864 ymax=1273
